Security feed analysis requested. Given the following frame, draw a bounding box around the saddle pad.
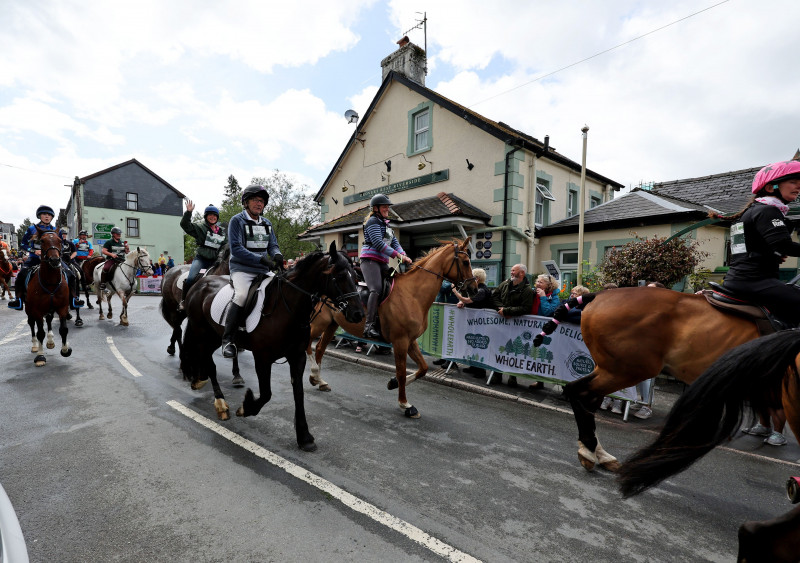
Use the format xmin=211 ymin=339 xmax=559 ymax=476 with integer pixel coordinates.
xmin=176 ymin=271 xmax=190 ymax=290
xmin=210 ymin=274 xmax=275 ymax=333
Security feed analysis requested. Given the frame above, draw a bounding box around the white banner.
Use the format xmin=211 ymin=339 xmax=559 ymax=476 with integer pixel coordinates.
xmin=137 ymin=276 xmax=162 ymax=294
xmin=430 ymin=304 xmax=635 ymax=400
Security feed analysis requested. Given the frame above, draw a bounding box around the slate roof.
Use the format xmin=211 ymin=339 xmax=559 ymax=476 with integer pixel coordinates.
xmin=650 ymin=166 xmax=759 ymax=215
xmin=537 ymin=188 xmax=712 ymax=236
xmin=299 ymin=192 xmax=491 ymax=238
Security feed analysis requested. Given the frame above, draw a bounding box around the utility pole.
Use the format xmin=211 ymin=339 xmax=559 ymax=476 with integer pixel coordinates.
xmin=577 ymin=125 xmax=589 ymax=285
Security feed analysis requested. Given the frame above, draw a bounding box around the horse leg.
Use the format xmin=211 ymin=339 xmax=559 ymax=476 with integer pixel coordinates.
xmin=167 ymin=324 xmax=181 ymax=356
xmin=308 ymin=324 xmax=336 ymax=392
xmin=118 ymin=291 xmax=128 ymax=326
xmin=29 ymin=317 xmax=39 ymax=353
xmin=231 ymin=355 xmax=244 ymax=387
xmin=59 ymin=314 xmax=72 ymax=357
xmin=390 ymin=340 xmax=419 ymax=419
xmin=45 ymin=314 xmax=55 ymax=349
xmin=73 ymin=303 xmax=83 ymax=327
xmin=404 ymin=340 xmax=429 ymax=385
xmin=564 ymin=371 xmax=620 ymax=472
xmin=82 ymin=282 xmax=93 ymax=309
xmin=96 ymin=287 xmax=105 ymax=320
xmin=34 ymin=319 xmax=46 ymax=367
xmin=236 ymin=352 xmax=273 ymax=418
xmin=289 ymin=353 xmax=315 ymax=451
xmin=204 ymin=356 xmax=228 ymax=421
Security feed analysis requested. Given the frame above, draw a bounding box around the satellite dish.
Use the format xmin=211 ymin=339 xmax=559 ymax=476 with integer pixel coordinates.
xmin=344 ymin=110 xmax=359 ymax=124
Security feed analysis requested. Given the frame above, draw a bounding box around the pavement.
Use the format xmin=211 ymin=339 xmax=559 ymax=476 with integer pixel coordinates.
xmin=315 ymin=336 xmax=800 ymax=466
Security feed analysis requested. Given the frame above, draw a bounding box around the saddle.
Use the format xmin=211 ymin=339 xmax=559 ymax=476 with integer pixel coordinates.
xmin=210 ymin=274 xmax=276 ymax=333
xmin=101 ymin=260 xmax=118 ymax=284
xmin=702 ymin=282 xmax=792 ymax=335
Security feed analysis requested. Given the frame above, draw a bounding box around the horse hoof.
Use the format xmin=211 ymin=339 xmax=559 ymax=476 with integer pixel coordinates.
xmin=231 ymin=375 xmax=245 ymax=387
xmin=34 ymin=355 xmax=46 ymax=367
xmin=106 ymin=313 xmax=112 ymax=319
xmin=191 ymin=379 xmax=208 ymax=390
xmin=235 ymin=406 xmax=245 ymax=417
xmin=46 ymin=341 xmax=55 ymax=350
xmin=74 ymin=319 xmax=84 ymax=327
xmin=121 ymin=320 xmax=129 ymax=326
xmin=404 ymin=406 xmax=420 ymax=418
xmin=167 ymin=345 xmax=175 ymax=356
xmin=387 ymin=378 xmax=399 ymax=390
xmin=87 ymin=304 xmax=94 ymax=309
xmin=318 ymin=384 xmax=331 ymax=392
xmin=218 ymin=410 xmax=230 ymax=421
xmin=578 ymin=454 xmax=596 ymax=472
xmin=299 ymin=441 xmax=317 ymax=452
xmin=61 ymin=348 xmax=72 ymax=358
xmin=600 ymin=459 xmax=621 ymax=472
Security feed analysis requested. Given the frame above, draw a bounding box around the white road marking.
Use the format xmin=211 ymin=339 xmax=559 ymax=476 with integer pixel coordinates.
xmin=167 ymin=399 xmax=481 ymax=563
xmin=0 ymin=319 xmax=29 ymax=345
xmin=106 ymin=336 xmax=143 ymax=377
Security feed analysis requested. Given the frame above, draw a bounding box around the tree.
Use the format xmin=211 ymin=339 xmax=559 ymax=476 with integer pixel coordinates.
xmin=219 ymin=175 xmax=242 ymax=227
xmin=16 ymin=218 xmax=32 ymax=244
xmin=596 ymin=234 xmax=709 ymax=288
xmin=183 ymin=211 xmax=202 ymax=263
xmin=56 ymin=208 xmax=67 ymax=230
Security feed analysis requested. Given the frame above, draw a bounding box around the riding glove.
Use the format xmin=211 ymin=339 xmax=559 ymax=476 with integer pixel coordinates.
xmin=259 ymin=254 xmax=275 ymax=270
xmin=273 ymin=253 xmax=285 ymax=272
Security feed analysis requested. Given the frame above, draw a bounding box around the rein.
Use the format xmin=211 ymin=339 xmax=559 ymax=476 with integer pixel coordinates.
xmin=409 ymin=243 xmax=476 ymax=291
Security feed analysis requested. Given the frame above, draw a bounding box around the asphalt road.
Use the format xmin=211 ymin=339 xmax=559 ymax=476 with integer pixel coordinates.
xmin=1 ymin=295 xmax=798 ymax=562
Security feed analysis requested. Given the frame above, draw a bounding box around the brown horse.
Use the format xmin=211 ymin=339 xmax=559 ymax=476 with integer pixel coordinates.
xmin=0 ymin=246 xmax=13 ymax=299
xmin=307 ymin=239 xmax=476 ymax=418
xmin=179 ymin=242 xmax=363 ymax=451
xmin=614 ymin=330 xmax=800 ymax=562
xmin=24 ymin=229 xmax=72 ymax=366
xmin=76 ymin=255 xmax=103 ymax=308
xmin=533 ymin=287 xmax=761 ymax=471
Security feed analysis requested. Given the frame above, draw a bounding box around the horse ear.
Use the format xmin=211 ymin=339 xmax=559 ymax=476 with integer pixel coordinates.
xmin=328 ymin=240 xmax=337 ymax=256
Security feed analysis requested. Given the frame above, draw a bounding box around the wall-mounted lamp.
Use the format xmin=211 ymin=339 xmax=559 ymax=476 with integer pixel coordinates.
xmin=331 ymin=197 xmax=339 ymax=205
xmin=381 ymin=172 xmax=390 ymax=182
xmin=385 ymin=160 xmax=391 ymax=172
xmin=417 ymin=155 xmax=432 ymax=170
xmin=466 ymin=158 xmax=474 ymax=171
xmin=341 ymin=180 xmax=355 ymax=192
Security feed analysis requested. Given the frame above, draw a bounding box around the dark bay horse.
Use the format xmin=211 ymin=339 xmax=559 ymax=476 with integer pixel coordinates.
xmin=24 ymin=229 xmax=73 ymax=366
xmin=307 ymin=239 xmax=476 ymax=418
xmin=180 ymin=242 xmax=363 ymax=451
xmin=0 ymin=247 xmax=13 ymax=299
xmin=533 ymin=287 xmax=761 ymax=472
xmin=78 ymin=255 xmax=103 ymax=308
xmin=614 ymin=330 xmax=800 ymax=562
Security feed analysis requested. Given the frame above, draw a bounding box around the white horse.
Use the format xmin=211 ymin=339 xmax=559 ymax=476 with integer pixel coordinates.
xmin=92 ymin=248 xmax=154 ymax=326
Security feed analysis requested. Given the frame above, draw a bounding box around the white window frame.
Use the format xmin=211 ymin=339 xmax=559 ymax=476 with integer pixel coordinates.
xmin=559 ymin=249 xmax=579 ymax=270
xmin=413 ymin=109 xmax=430 ymax=152
xmin=126 ymin=192 xmax=138 ymax=211
xmin=535 ymin=184 xmax=555 ymax=226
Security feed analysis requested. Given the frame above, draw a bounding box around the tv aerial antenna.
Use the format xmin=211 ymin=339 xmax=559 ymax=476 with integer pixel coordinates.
xmin=403 ymin=11 xmax=427 ymax=70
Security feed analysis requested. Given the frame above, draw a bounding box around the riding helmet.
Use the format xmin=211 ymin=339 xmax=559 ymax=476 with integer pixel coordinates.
xmin=752 ymin=160 xmax=800 ymax=194
xmin=78 ymin=229 xmax=88 ymax=236
xmin=58 ymin=228 xmax=68 ymax=237
xmin=241 ymin=184 xmax=269 ymax=209
xmin=370 ymin=194 xmax=393 ymax=208
xmin=36 ymin=205 xmax=55 ymax=218
xmin=203 ymin=204 xmax=220 ymax=220
xmin=111 ymin=227 xmax=122 ymax=235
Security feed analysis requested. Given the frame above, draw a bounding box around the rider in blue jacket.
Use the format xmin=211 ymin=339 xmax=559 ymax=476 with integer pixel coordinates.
xmin=9 ymin=205 xmax=84 ymax=309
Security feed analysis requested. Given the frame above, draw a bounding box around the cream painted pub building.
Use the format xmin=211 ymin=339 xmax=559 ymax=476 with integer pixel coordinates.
xmin=300 ymin=40 xmax=623 ymax=287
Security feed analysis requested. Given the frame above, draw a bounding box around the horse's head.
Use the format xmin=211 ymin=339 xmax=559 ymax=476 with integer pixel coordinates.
xmin=433 ymin=238 xmax=477 ymax=293
xmin=133 ymin=247 xmax=154 ymax=275
xmin=38 ymin=229 xmax=63 ymax=269
xmin=322 ymin=241 xmax=364 ymax=324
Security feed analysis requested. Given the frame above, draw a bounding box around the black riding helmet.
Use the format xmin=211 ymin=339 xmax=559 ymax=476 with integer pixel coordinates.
xmin=241 ymin=184 xmax=269 ymax=213
xmin=370 ymin=194 xmax=392 ymax=208
xmin=78 ymin=229 xmax=88 ymax=236
xmin=111 ymin=227 xmax=122 ymax=235
xmin=36 ymin=205 xmax=55 ymax=218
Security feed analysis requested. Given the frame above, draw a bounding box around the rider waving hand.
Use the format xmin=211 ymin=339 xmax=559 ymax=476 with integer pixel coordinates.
xmin=179 ymin=199 xmax=227 ymax=310
xmin=723 ymin=159 xmax=800 ymax=325
xmin=360 ymin=194 xmax=412 ymax=339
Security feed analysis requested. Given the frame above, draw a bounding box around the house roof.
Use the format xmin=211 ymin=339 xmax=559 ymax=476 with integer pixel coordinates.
xmin=537 ymin=188 xmax=713 ymax=236
xmin=80 ymin=158 xmax=185 ymax=199
xmin=650 ymin=166 xmax=760 ymax=215
xmin=299 ymin=192 xmax=491 ymax=239
xmin=315 ymin=71 xmax=623 ymax=202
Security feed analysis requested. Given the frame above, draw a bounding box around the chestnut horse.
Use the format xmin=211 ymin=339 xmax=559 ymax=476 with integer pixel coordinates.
xmin=533 ymin=287 xmax=761 ymax=472
xmin=307 ymin=239 xmax=476 ymax=418
xmin=24 ymin=230 xmax=72 ymax=366
xmin=0 ymin=247 xmax=13 ymax=299
xmin=615 ymin=330 xmax=800 ymax=562
xmin=179 ymin=242 xmax=363 ymax=451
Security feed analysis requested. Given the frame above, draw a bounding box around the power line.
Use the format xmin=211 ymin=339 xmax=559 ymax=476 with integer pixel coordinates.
xmin=0 ymin=161 xmax=72 ymax=179
xmin=467 ymin=0 xmax=730 ymax=109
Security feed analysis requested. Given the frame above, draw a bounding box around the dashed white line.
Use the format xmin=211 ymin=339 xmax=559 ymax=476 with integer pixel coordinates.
xmin=106 ymin=336 xmax=143 ymax=377
xmin=166 ymin=399 xmax=481 ymax=563
xmin=0 ymin=318 xmax=29 ymax=345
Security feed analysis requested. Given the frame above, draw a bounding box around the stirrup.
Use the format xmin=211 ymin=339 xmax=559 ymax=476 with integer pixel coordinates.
xmin=222 ymin=342 xmax=237 ymax=358
xmin=72 ymin=297 xmax=85 ymax=308
xmin=7 ymin=298 xmax=23 ymax=310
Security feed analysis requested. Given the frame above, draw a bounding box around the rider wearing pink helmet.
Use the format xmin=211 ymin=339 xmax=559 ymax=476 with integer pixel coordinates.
xmin=723 ymin=159 xmax=800 ymax=324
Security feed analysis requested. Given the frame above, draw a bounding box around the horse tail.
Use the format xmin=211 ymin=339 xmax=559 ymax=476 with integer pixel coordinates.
xmin=532 ymin=293 xmax=599 ymax=347
xmin=617 ymin=329 xmax=800 ymax=498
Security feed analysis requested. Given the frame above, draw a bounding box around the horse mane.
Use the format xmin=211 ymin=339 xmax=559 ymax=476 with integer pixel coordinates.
xmin=212 ymin=243 xmax=231 ymax=268
xmin=410 ymin=239 xmax=462 ymax=270
xmin=286 ymin=250 xmax=326 ymax=282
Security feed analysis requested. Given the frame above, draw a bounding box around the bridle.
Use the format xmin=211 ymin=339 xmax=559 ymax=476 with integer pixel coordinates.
xmin=410 ymin=242 xmax=476 ymax=291
xmin=115 ymin=252 xmax=154 ymax=287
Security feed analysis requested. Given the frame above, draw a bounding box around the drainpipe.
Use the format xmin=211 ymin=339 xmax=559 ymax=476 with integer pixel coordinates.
xmin=502 ymin=140 xmax=523 ymax=279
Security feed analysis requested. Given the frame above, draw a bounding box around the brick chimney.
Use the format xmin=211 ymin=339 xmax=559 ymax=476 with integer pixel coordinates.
xmin=380 ymin=38 xmax=426 ymax=85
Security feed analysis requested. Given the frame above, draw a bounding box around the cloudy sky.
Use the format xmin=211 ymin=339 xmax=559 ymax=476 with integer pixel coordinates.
xmin=2 ymin=0 xmax=798 ymax=229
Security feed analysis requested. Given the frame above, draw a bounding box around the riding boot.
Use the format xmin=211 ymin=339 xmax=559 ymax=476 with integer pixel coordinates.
xmin=363 ymin=291 xmax=381 ymax=340
xmin=221 ymin=303 xmax=244 ymax=358
xmin=71 ymin=276 xmax=85 ymax=308
xmin=7 ymin=274 xmax=25 ymax=309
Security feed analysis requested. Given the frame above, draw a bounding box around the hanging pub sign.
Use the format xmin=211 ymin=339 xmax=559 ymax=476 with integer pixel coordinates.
xmin=343 ymin=169 xmax=450 ymax=205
